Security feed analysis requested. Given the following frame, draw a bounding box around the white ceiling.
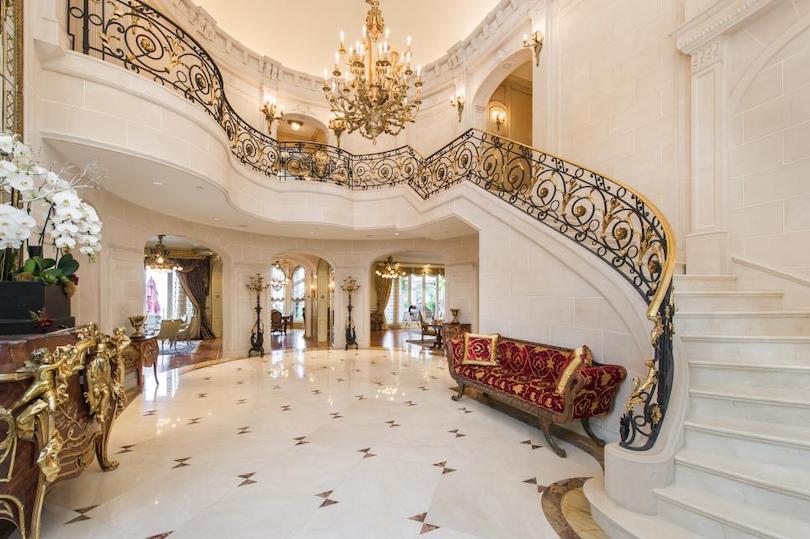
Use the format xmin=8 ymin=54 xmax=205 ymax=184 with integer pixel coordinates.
xmin=191 ymin=0 xmax=502 ymax=75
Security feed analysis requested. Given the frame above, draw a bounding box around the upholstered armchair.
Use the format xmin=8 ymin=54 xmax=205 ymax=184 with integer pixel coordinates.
xmin=270 ymin=310 xmax=284 ymax=334
xmin=419 ymin=311 xmax=438 ymax=341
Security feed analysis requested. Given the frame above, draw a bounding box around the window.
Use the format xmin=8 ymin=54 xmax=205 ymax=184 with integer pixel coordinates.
xmin=292 ymin=266 xmax=305 ymax=321
xmin=271 ymin=265 xmax=286 ymax=314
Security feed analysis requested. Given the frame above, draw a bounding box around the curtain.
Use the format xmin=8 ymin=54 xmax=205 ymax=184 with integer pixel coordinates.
xmin=176 ymin=258 xmax=215 ymax=339
xmin=375 ymin=275 xmax=394 ymax=326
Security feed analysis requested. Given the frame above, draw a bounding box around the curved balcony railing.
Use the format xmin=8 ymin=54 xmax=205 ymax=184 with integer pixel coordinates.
xmin=66 ymin=0 xmax=675 ymax=451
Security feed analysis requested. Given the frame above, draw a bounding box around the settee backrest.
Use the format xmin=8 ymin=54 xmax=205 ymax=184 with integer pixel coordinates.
xmin=496 ymin=338 xmax=574 ymax=383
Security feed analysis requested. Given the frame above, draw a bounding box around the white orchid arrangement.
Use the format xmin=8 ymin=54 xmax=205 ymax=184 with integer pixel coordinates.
xmin=0 ymin=133 xmax=103 ymax=282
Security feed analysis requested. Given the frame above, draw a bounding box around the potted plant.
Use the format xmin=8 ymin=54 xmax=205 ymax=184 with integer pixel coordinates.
xmin=0 ymin=133 xmax=102 ymax=334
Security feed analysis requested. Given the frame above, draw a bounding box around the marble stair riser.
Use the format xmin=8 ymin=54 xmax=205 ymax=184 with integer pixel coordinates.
xmin=655 ymin=497 xmax=764 ymax=539
xmin=677 ymin=313 xmax=810 ymax=336
xmin=674 ymin=292 xmax=783 ymax=311
xmin=681 ymin=337 xmax=810 ymax=365
xmin=689 ymin=363 xmax=810 ymax=392
xmin=673 ymin=462 xmax=810 ymax=522
xmin=684 ymin=427 xmax=810 ymax=472
xmin=672 ymin=276 xmax=738 ymax=291
xmin=690 ymin=393 xmax=810 ymax=428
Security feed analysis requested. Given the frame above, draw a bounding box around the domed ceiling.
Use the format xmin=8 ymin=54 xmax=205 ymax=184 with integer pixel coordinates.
xmin=191 ymin=0 xmax=502 ymax=76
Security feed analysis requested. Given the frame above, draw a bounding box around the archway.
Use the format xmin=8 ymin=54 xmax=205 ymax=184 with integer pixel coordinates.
xmin=143 ymin=234 xmax=223 ymax=372
xmin=472 ymin=48 xmax=533 ymax=143
xmin=276 ymin=113 xmax=329 ymax=144
xmin=264 ymin=252 xmax=334 ymax=351
xmin=369 ymin=250 xmax=447 ymax=351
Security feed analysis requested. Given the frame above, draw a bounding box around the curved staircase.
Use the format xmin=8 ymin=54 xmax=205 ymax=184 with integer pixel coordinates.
xmin=655 ymin=274 xmax=810 ymax=538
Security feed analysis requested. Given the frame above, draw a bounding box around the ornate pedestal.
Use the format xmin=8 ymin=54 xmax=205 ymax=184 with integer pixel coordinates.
xmin=443 ymin=323 xmax=472 ymax=341
xmin=0 ymin=325 xmax=128 ymax=539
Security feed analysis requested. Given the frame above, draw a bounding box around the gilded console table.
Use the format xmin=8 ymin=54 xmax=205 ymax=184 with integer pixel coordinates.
xmin=0 ymin=325 xmax=129 ymax=539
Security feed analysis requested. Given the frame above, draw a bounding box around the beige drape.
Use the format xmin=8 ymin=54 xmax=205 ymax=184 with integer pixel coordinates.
xmin=375 ymin=275 xmax=394 ymax=325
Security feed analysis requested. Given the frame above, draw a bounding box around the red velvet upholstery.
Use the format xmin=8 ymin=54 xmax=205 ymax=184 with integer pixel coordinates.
xmin=447 ymin=336 xmax=626 ymax=420
xmin=571 ymin=364 xmax=627 ymax=419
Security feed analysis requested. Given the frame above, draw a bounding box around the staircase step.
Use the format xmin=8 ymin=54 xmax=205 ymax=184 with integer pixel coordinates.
xmin=673 ymin=274 xmax=737 ymax=291
xmin=675 ymin=290 xmax=783 ymax=311
xmin=690 ymin=386 xmax=810 ymax=426
xmin=655 ymin=485 xmax=810 ymax=539
xmin=674 ymin=449 xmax=810 ymax=521
xmin=681 ymin=334 xmax=810 ymax=365
xmin=689 ymin=361 xmax=810 ymax=392
xmin=677 ymin=311 xmax=810 ymax=336
xmin=685 ymin=417 xmax=810 ymax=471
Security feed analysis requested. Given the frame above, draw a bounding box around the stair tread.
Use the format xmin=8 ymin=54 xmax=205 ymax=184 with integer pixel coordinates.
xmin=674 ymin=275 xmax=737 ymax=280
xmin=685 ymin=416 xmax=810 ymax=448
xmin=676 ymin=448 xmax=810 ymax=498
xmin=675 ymin=290 xmax=782 ymax=296
xmin=678 ymin=310 xmax=810 ymax=316
xmin=689 ymin=360 xmax=810 ymax=371
xmin=681 ymin=334 xmax=810 ymax=342
xmin=691 ymin=385 xmax=810 ymax=405
xmin=655 ymin=485 xmax=810 ymax=538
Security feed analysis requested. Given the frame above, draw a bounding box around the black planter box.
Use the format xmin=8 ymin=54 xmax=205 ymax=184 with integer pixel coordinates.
xmin=0 ymin=281 xmax=75 ymax=335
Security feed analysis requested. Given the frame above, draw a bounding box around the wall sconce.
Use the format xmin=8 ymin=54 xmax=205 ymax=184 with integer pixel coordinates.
xmin=490 ymin=106 xmax=507 ymax=132
xmin=328 ymin=114 xmax=348 ymax=148
xmin=523 ymin=31 xmax=544 ymax=67
xmin=450 ymin=94 xmax=465 ymax=123
xmin=261 ymin=96 xmax=284 ymax=133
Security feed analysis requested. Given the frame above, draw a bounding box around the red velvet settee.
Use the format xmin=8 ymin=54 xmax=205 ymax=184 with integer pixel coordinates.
xmin=445 ymin=335 xmax=626 ymax=457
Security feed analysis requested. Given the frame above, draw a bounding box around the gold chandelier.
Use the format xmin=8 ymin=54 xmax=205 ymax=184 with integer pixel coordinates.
xmin=376 ymin=256 xmax=406 ymax=279
xmin=145 ymin=234 xmax=182 ymax=272
xmin=323 ymin=0 xmax=423 ymax=143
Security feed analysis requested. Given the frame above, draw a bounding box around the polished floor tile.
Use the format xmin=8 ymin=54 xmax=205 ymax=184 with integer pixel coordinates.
xmin=41 ymin=347 xmax=602 ymax=538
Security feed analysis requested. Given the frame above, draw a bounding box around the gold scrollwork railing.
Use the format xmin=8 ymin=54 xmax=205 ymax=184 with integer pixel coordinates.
xmin=66 ymin=0 xmax=675 ymax=450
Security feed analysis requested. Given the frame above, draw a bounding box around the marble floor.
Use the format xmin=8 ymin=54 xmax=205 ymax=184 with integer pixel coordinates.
xmin=38 ymin=347 xmax=603 ymax=539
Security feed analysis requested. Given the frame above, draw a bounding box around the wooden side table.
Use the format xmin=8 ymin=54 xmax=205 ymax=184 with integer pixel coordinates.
xmin=443 ymin=323 xmax=472 ymax=341
xmin=122 ymin=336 xmax=159 ymax=393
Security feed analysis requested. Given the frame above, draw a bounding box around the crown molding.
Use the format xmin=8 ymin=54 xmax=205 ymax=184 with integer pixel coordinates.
xmin=672 ymin=0 xmax=779 ymax=55
xmin=153 ymin=0 xmax=529 ymax=95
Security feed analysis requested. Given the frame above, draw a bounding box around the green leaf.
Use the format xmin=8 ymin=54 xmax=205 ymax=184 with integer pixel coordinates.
xmin=57 ymin=254 xmax=79 ymax=276
xmin=21 ymin=258 xmax=36 ymax=273
xmin=39 ymin=258 xmax=56 ymax=270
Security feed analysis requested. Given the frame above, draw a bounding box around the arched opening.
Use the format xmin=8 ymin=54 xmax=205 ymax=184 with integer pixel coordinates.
xmin=369 ymin=250 xmax=449 ymax=351
xmin=264 ymin=253 xmax=334 ymax=351
xmin=143 ymin=234 xmax=223 ymax=372
xmin=276 ymin=113 xmax=328 ymax=144
xmin=485 ymin=60 xmax=533 ymax=145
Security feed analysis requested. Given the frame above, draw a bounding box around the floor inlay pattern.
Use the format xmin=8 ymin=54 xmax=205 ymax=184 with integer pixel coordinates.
xmin=37 ymin=348 xmax=603 ymax=538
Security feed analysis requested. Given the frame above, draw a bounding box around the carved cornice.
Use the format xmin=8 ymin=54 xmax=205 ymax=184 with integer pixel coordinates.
xmin=155 ymin=0 xmax=527 ymax=93
xmin=691 ymin=39 xmax=724 ymax=71
xmin=673 ymin=0 xmax=778 ymax=55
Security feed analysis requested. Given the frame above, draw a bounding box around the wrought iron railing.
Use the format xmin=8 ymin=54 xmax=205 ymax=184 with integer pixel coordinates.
xmin=66 ymin=0 xmax=675 ymax=451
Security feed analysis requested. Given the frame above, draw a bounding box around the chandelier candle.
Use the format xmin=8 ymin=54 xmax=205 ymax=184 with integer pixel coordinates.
xmin=323 ymin=0 xmax=422 ymax=142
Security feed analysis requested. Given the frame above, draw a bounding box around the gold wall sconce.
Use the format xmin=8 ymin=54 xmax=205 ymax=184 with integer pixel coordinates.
xmin=489 ymin=106 xmax=507 ymax=132
xmin=523 ymin=31 xmax=544 ymax=67
xmin=450 ymin=94 xmax=465 ymax=123
xmin=261 ymin=96 xmax=284 ymax=133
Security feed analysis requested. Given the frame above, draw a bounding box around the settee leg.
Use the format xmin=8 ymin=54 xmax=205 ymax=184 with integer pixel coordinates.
xmin=539 ymin=417 xmax=567 ymax=458
xmin=581 ymin=418 xmax=605 ymax=447
xmin=451 ymin=382 xmax=465 ymax=401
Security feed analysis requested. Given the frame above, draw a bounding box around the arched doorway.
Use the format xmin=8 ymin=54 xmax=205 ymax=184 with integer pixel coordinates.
xmin=143 ymin=234 xmax=223 ymax=370
xmin=265 ymin=252 xmax=334 ymax=351
xmin=369 ymin=251 xmax=447 ymax=351
xmin=276 ymin=113 xmax=328 ymax=144
xmin=485 ymin=60 xmax=533 ymax=145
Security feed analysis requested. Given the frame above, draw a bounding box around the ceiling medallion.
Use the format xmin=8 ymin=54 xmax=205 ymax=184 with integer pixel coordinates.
xmin=375 ymin=256 xmax=406 ymax=279
xmin=145 ymin=234 xmax=182 ymax=272
xmin=323 ymin=0 xmax=423 ymax=143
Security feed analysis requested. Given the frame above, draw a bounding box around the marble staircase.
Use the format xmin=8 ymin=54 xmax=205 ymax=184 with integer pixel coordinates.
xmin=654 ymin=275 xmax=810 ymax=538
